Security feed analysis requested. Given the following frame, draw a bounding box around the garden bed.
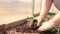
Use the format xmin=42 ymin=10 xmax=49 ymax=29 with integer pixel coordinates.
xmin=0 ymin=12 xmax=58 ymax=34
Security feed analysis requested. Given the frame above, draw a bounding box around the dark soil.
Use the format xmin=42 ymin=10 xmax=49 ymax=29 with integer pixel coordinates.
xmin=1 ymin=15 xmax=57 ymax=34
xmin=4 ymin=21 xmax=57 ymax=34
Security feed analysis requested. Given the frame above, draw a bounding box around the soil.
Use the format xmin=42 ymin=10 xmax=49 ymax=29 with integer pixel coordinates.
xmin=4 ymin=22 xmax=57 ymax=34
xmin=1 ymin=15 xmax=57 ymax=34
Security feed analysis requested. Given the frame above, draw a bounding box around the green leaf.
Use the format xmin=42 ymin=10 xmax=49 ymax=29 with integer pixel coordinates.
xmin=57 ymin=26 xmax=60 ymax=34
xmin=48 ymin=12 xmax=56 ymax=16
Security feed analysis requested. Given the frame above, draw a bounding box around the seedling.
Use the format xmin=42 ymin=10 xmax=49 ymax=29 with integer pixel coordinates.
xmin=27 ymin=15 xmax=34 ymax=20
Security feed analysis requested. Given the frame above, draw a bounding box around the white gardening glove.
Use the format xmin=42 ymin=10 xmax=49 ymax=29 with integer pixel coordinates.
xmin=36 ymin=16 xmax=44 ymax=27
xmin=34 ymin=16 xmax=44 ymax=27
xmin=38 ymin=21 xmax=56 ymax=31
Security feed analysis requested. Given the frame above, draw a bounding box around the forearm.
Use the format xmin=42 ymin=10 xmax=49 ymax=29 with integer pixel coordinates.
xmin=38 ymin=12 xmax=60 ymax=31
xmin=40 ymin=0 xmax=53 ymax=18
xmin=50 ymin=12 xmax=60 ymax=26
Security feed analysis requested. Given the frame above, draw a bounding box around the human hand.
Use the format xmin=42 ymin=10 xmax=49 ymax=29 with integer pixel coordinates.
xmin=34 ymin=16 xmax=44 ymax=27
xmin=37 ymin=21 xmax=55 ymax=31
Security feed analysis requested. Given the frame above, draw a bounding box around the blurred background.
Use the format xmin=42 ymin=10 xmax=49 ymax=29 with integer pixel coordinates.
xmin=0 ymin=0 xmax=58 ymax=25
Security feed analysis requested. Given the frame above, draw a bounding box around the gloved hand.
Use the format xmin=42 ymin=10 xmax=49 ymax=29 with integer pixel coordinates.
xmin=37 ymin=21 xmax=56 ymax=31
xmin=34 ymin=16 xmax=44 ymax=27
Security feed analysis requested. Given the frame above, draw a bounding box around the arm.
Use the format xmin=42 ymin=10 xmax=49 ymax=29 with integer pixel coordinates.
xmin=40 ymin=0 xmax=53 ymax=18
xmin=36 ymin=0 xmax=53 ymax=27
xmin=50 ymin=12 xmax=60 ymax=26
xmin=38 ymin=12 xmax=60 ymax=31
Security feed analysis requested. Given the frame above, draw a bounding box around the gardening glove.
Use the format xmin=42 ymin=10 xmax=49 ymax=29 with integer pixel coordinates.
xmin=34 ymin=16 xmax=44 ymax=27
xmin=37 ymin=21 xmax=56 ymax=31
